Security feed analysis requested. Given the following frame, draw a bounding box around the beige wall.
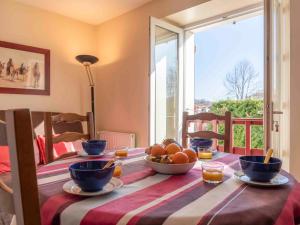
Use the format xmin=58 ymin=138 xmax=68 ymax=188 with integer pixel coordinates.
xmin=0 ymin=0 xmax=97 ymax=114
xmin=290 ymin=0 xmax=300 ymax=180
xmin=95 ymin=0 xmax=209 ymax=146
xmin=1 ymin=0 xmax=299 ymax=179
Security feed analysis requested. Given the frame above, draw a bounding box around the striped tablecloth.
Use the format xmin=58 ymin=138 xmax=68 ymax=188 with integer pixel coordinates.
xmin=37 ymin=148 xmax=300 ymax=225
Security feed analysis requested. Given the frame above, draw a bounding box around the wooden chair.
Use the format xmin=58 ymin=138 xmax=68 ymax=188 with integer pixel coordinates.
xmin=44 ymin=112 xmax=95 ymax=163
xmin=0 ymin=119 xmax=7 ymax=145
xmin=1 ymin=109 xmax=42 ymax=225
xmin=182 ymin=111 xmax=232 ymax=153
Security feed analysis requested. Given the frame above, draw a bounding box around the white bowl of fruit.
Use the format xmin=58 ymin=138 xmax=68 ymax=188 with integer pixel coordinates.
xmin=144 ymin=139 xmax=197 ymax=175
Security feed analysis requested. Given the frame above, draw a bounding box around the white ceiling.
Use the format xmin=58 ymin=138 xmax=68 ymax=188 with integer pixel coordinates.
xmin=166 ymin=0 xmax=263 ymax=27
xmin=14 ymin=0 xmax=153 ymax=25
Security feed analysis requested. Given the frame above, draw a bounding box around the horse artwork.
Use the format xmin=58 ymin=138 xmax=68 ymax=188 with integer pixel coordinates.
xmin=33 ymin=62 xmax=40 ymax=88
xmin=0 ymin=62 xmax=5 ymax=77
xmin=0 ymin=40 xmax=50 ymax=95
xmin=6 ymin=58 xmax=18 ymax=81
xmin=6 ymin=58 xmax=13 ymax=76
xmin=18 ymin=63 xmax=30 ymax=81
xmin=4 ymin=60 xmax=30 ymax=82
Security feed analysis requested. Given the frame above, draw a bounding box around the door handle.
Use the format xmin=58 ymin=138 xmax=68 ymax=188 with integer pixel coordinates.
xmin=270 ymin=102 xmax=283 ymax=131
xmin=272 ymin=111 xmax=283 ymax=132
xmin=273 ymin=121 xmax=280 ymax=132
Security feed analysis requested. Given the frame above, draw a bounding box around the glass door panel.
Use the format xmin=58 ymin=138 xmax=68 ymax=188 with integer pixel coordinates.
xmin=155 ymin=26 xmax=178 ymax=143
xmin=150 ymin=18 xmax=183 ymax=144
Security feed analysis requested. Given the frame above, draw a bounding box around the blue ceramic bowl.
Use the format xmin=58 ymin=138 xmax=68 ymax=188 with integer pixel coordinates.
xmin=82 ymin=140 xmax=106 ymax=155
xmin=239 ymin=156 xmax=282 ymax=182
xmin=69 ymin=160 xmax=115 ymax=192
xmin=190 ymin=138 xmax=213 ymax=150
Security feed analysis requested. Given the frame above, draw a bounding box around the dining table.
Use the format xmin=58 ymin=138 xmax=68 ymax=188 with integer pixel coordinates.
xmin=31 ymin=148 xmax=300 ymax=225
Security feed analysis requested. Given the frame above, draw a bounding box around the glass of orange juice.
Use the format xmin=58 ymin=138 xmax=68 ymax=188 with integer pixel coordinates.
xmin=198 ymin=151 xmax=213 ymax=159
xmin=202 ymin=162 xmax=224 ymax=184
xmin=115 ymin=147 xmax=129 ymax=158
xmin=113 ymin=160 xmax=123 ymax=177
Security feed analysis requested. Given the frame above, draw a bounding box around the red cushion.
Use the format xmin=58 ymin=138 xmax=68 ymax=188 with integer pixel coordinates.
xmin=0 ymin=146 xmax=10 ymax=174
xmin=36 ymin=135 xmax=80 ymax=164
xmin=0 ymin=142 xmax=42 ymax=173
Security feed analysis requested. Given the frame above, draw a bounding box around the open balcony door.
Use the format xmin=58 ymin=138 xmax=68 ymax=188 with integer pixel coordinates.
xmin=150 ymin=17 xmax=184 ymax=145
xmin=265 ymin=0 xmax=290 ymax=169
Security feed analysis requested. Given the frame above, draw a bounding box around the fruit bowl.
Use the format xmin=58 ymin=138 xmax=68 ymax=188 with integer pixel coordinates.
xmin=144 ymin=155 xmax=196 ymax=175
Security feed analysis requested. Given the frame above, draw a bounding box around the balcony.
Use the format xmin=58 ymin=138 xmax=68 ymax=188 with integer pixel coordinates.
xmin=194 ymin=117 xmax=264 ymax=156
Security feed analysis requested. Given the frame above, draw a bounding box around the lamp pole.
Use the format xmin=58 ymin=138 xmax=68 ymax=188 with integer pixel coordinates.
xmin=91 ymin=86 xmax=95 ymax=119
xmin=83 ymin=62 xmax=96 ymax=119
xmin=75 ymin=55 xmax=99 ymax=129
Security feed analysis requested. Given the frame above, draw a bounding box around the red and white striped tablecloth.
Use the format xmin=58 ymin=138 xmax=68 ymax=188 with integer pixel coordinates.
xmin=37 ymin=148 xmax=300 ymax=225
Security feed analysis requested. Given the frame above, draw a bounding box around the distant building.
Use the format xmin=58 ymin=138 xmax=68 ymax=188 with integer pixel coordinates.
xmin=249 ymin=90 xmax=264 ymax=99
xmin=194 ymin=99 xmax=212 ymax=113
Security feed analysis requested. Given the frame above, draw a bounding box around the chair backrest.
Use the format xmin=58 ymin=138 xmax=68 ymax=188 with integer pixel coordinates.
xmin=5 ymin=109 xmax=41 ymax=225
xmin=182 ymin=111 xmax=232 ymax=152
xmin=0 ymin=119 xmax=7 ymax=145
xmin=44 ymin=112 xmax=95 ymax=163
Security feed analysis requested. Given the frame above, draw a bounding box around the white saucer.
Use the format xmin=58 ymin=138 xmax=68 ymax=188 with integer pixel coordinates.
xmin=78 ymin=151 xmax=105 ymax=158
xmin=234 ymin=170 xmax=289 ymax=187
xmin=63 ymin=177 xmax=123 ymax=196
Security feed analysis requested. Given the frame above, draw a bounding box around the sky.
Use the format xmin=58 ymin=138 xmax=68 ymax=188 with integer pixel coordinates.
xmin=194 ymin=15 xmax=264 ymax=101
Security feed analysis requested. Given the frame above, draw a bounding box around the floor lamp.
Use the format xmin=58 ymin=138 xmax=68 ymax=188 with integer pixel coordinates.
xmin=75 ymin=54 xmax=99 ymax=122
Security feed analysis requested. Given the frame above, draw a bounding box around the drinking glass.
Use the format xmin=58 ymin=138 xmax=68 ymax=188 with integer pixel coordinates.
xmin=115 ymin=146 xmax=129 ymax=157
xmin=202 ymin=162 xmax=224 ymax=183
xmin=113 ymin=160 xmax=123 ymax=177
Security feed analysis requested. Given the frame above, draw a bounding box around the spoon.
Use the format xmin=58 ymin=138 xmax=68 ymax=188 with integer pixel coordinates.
xmin=264 ymin=149 xmax=273 ymax=164
xmin=103 ymin=160 xmax=115 ymax=169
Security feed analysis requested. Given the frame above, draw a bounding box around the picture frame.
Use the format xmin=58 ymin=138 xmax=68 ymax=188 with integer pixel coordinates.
xmin=0 ymin=40 xmax=50 ymax=95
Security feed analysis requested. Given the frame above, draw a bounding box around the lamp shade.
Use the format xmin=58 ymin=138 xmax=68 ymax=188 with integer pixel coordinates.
xmin=76 ymin=55 xmax=99 ymax=64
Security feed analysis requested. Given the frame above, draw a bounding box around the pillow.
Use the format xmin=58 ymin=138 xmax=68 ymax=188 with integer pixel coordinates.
xmin=0 ymin=141 xmax=41 ymax=173
xmin=0 ymin=146 xmax=10 ymax=174
xmin=36 ymin=135 xmax=82 ymax=164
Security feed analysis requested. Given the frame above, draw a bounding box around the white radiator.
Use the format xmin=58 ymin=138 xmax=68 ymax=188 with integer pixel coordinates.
xmin=97 ymin=131 xmax=135 ymax=150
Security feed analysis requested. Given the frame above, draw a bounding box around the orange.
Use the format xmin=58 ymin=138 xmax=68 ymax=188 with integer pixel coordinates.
xmin=165 ymin=143 xmax=181 ymax=155
xmin=150 ymin=144 xmax=166 ymax=156
xmin=145 ymin=147 xmax=151 ymax=155
xmin=162 ymin=138 xmax=176 ymax=147
xmin=172 ymin=152 xmax=189 ymax=164
xmin=183 ymin=149 xmax=198 ymax=163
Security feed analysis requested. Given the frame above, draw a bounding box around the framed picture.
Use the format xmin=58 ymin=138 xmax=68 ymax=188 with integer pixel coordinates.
xmin=0 ymin=41 xmax=50 ymax=95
